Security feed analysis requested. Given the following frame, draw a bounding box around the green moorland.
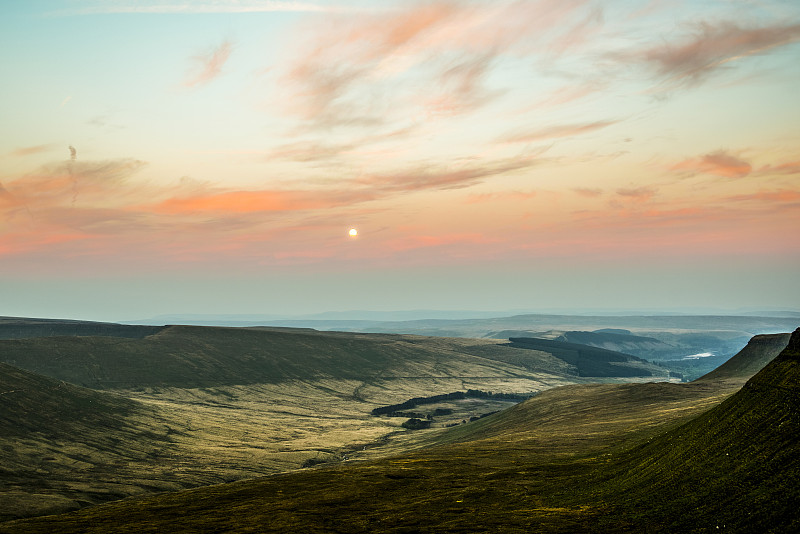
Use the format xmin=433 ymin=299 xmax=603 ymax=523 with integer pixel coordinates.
xmin=1 ymin=330 xmax=794 ymax=533
xmin=2 ymin=324 xmax=670 ymax=520
xmin=0 ymin=325 xmax=625 ymax=389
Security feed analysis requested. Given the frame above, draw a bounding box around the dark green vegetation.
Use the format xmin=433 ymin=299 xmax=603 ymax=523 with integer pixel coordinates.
xmin=1 ymin=329 xmax=794 ymax=533
xmin=0 ymin=317 xmax=163 ymax=340
xmin=507 ymin=337 xmax=656 ymax=377
xmin=371 ymin=389 xmax=532 ymax=416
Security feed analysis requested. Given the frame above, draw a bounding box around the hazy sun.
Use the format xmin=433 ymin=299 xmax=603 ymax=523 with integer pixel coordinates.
xmin=348 ymin=228 xmax=358 ymax=237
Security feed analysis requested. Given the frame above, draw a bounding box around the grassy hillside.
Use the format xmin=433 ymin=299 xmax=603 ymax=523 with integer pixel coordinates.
xmin=4 ymin=330 xmax=794 ymax=533
xmin=696 ymin=332 xmax=791 ymax=382
xmin=0 ymin=325 xmax=591 ymax=521
xmin=0 ymin=363 xmax=177 ymax=521
xmin=0 ymin=325 xmax=663 ymax=389
xmin=592 ymin=328 xmax=800 ymax=532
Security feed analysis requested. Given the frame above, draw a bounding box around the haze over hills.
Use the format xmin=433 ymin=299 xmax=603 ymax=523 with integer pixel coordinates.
xmin=6 ymin=312 xmax=794 ymax=381
xmin=1 ymin=328 xmax=794 ymax=533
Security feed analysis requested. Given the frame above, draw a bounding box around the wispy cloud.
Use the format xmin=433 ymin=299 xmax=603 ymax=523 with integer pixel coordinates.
xmin=281 ymin=0 xmax=594 ymax=128
xmin=572 ymin=187 xmax=603 ymax=198
xmin=184 ymin=40 xmax=234 ymax=88
xmin=9 ymin=144 xmax=55 ymax=157
xmin=51 ymin=1 xmax=348 ymax=15
xmin=499 ymin=120 xmax=617 ymax=144
xmin=643 ymin=21 xmax=800 ymax=88
xmin=355 ymin=156 xmax=542 ymax=195
xmin=671 ymin=150 xmax=752 ymax=178
xmin=727 ymin=189 xmax=800 ymax=205
xmin=616 ymin=186 xmax=657 ymax=202
xmin=465 ymin=190 xmax=537 ymax=204
xmin=756 ymin=160 xmax=800 ymax=176
xmin=268 ymin=141 xmax=356 ymax=162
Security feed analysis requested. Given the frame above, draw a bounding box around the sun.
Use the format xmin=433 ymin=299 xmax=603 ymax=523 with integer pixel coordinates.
xmin=348 ymin=228 xmax=358 ymax=237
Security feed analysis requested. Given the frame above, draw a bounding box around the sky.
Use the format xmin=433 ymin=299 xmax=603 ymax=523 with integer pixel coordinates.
xmin=1 ymin=0 xmax=799 ymax=322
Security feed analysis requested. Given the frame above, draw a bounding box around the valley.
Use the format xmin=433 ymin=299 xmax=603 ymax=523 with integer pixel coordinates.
xmin=0 ymin=316 xmax=795 ymax=532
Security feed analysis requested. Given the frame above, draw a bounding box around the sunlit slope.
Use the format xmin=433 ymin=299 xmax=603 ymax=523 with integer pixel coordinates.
xmin=3 ymin=331 xmax=794 ymax=533
xmin=0 ymin=325 xmax=639 ymax=389
xmin=373 ymin=328 xmax=792 ymax=458
xmin=0 ymin=363 xmax=176 ymax=521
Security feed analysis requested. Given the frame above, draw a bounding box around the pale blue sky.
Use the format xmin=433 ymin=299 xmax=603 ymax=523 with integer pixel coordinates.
xmin=1 ymin=0 xmax=799 ymax=320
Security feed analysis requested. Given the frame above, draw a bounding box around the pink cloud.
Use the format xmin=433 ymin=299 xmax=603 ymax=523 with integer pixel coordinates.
xmin=465 ymin=191 xmax=537 ymax=204
xmin=727 ymin=189 xmax=800 ymax=205
xmin=756 ymin=160 xmax=800 ymax=176
xmin=572 ymin=187 xmax=603 ymax=198
xmin=152 ymin=190 xmax=335 ymax=214
xmin=616 ymin=187 xmax=657 ymax=202
xmin=671 ymin=150 xmax=752 ymax=178
xmin=184 ymin=40 xmax=233 ymax=88
xmin=386 ymin=232 xmax=495 ymax=253
xmin=643 ymin=21 xmax=800 ymax=87
xmin=281 ymin=1 xmax=593 ymax=128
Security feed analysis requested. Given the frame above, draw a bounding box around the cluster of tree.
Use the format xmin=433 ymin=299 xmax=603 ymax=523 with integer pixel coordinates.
xmin=371 ymin=389 xmax=533 ymax=417
xmin=401 ymin=418 xmax=431 ymax=430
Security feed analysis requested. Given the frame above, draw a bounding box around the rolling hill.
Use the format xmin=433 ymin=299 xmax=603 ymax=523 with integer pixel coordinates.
xmin=1 ymin=329 xmax=794 ymax=533
xmin=696 ymin=331 xmax=792 ymax=382
xmin=0 ymin=325 xmax=597 ymax=389
xmin=2 ymin=321 xmax=670 ymax=521
xmin=505 ymin=337 xmax=665 ymax=377
xmin=0 ymin=363 xmax=177 ymax=521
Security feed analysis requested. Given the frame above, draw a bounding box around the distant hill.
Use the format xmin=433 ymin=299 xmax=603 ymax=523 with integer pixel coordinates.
xmin=506 ymin=337 xmax=664 ymax=377
xmin=0 ymin=317 xmax=163 ymax=340
xmin=356 ymin=313 xmax=800 ymax=337
xmin=0 ymin=325 xmax=665 ymax=389
xmin=555 ymin=330 xmax=672 ymax=355
xmin=695 ymin=332 xmax=791 ymax=382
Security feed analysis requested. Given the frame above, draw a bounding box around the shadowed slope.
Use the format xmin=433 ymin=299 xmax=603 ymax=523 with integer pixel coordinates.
xmin=595 ymin=328 xmax=800 ymax=532
xmin=506 ymin=337 xmax=662 ymax=377
xmin=696 ymin=331 xmax=790 ymax=382
xmin=0 ymin=325 xmax=655 ymax=389
xmin=0 ymin=363 xmax=175 ymax=521
xmin=0 ymin=317 xmax=163 ymax=340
